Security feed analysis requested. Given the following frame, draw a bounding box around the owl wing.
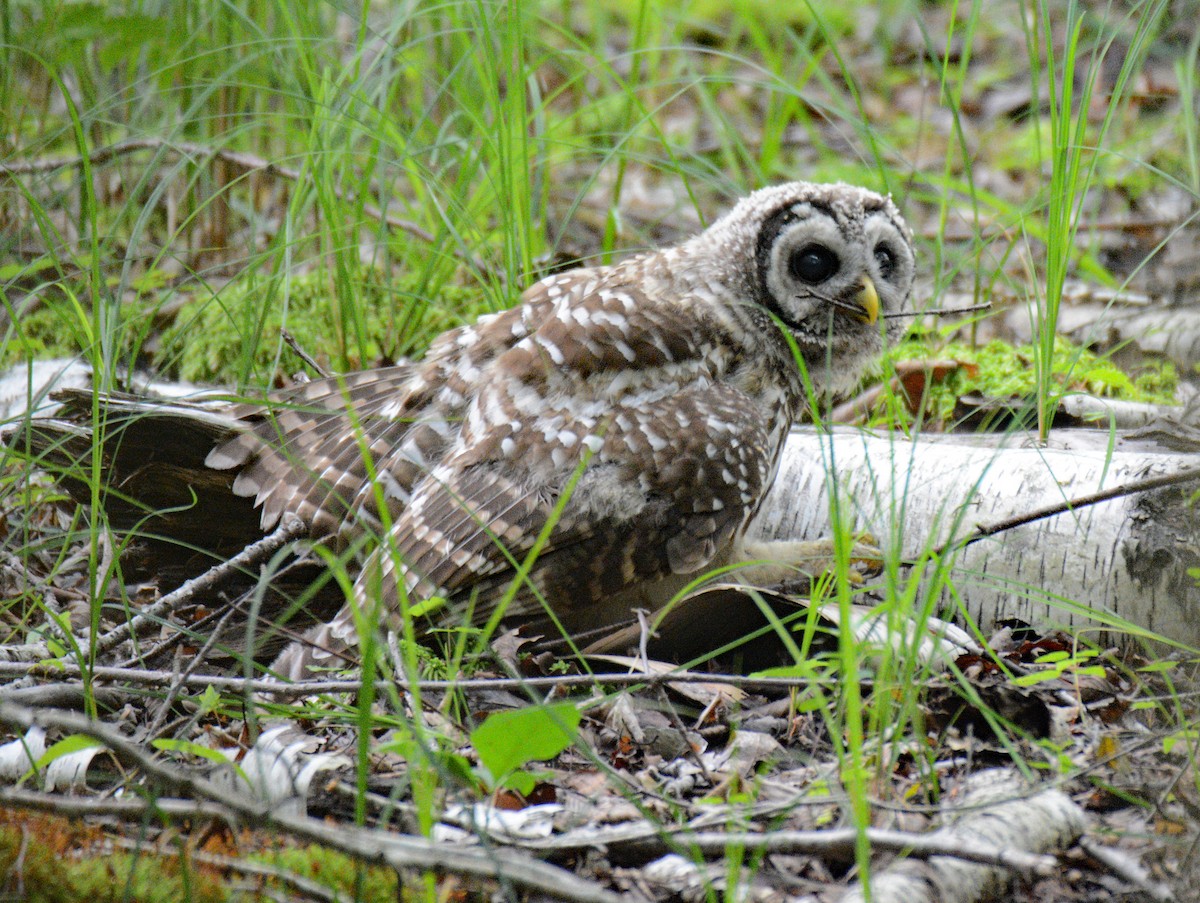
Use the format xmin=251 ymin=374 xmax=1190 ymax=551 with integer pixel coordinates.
xmin=203 ymin=303 xmax=550 ymax=542
xmin=382 ymin=375 xmax=776 ymax=628
xmin=284 ymin=378 xmax=776 ymax=675
xmin=205 ymin=366 xmax=434 ymax=538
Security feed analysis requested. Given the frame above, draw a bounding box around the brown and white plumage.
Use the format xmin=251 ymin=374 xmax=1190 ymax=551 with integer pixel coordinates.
xmin=198 ymin=181 xmax=915 ymax=677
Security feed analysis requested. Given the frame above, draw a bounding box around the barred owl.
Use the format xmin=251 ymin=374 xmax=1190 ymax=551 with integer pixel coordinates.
xmin=77 ymin=182 xmax=912 ymax=677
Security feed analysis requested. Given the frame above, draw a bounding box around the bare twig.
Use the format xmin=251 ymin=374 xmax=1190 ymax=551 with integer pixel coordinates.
xmin=280 ymin=328 xmax=332 ymax=379
xmin=0 ymin=685 xmax=126 ymax=709
xmin=931 ymin=466 xmax=1200 ymax=559
xmin=94 ymin=515 xmax=307 ymax=656
xmin=656 ymin=685 xmax=714 ymax=785
xmin=0 ymin=702 xmax=619 ymax=903
xmin=0 ymin=786 xmax=235 ymax=823
xmin=881 ymin=301 xmax=993 ymax=319
xmin=142 ymin=606 xmax=239 ymax=741
xmin=0 ymin=660 xmax=859 ymax=700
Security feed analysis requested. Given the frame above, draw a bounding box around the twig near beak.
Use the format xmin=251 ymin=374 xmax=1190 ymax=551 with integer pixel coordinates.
xmin=881 ymin=302 xmax=992 ymax=319
xmin=817 ymin=295 xmax=871 ymax=318
xmin=809 ymin=288 xmax=879 ymax=322
xmin=809 ymin=295 xmax=990 ymax=322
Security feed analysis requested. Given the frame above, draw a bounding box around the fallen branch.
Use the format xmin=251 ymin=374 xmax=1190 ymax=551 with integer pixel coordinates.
xmin=760 ymin=428 xmax=1200 ymax=648
xmin=93 ymin=514 xmax=307 ymax=656
xmin=0 ymin=660 xmax=870 ymax=700
xmin=936 ymin=464 xmax=1200 ymax=558
xmin=0 ymin=702 xmax=619 ymax=903
xmin=0 ymin=786 xmax=236 ymax=823
xmin=534 ymin=825 xmax=1062 ymax=877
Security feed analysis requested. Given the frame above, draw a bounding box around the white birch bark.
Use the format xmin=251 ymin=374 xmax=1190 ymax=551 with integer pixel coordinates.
xmin=752 ymin=426 xmax=1200 ymax=649
xmin=838 ymin=769 xmax=1087 ymax=903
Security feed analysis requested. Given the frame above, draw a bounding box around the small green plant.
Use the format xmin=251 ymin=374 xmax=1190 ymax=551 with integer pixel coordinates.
xmin=1011 ymin=648 xmax=1106 ymax=686
xmin=469 ymin=702 xmax=580 ymax=795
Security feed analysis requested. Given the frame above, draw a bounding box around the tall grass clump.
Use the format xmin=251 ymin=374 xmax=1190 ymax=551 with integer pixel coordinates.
xmin=1023 ymin=0 xmax=1166 ymax=440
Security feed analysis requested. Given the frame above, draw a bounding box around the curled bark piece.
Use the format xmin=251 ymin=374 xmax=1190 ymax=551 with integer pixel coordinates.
xmin=838 ymin=769 xmax=1087 ymax=903
xmin=754 ymin=427 xmax=1200 ymax=648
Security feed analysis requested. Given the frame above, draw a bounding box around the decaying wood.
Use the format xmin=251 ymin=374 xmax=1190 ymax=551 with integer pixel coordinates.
xmin=755 ymin=426 xmax=1200 ymax=649
xmin=838 ymin=769 xmax=1087 ymax=903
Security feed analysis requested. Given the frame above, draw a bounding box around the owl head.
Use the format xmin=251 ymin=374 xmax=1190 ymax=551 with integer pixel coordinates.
xmin=692 ymin=181 xmax=915 ymax=393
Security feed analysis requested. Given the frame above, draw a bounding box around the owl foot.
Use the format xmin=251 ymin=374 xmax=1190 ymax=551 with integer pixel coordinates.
xmin=738 ymin=536 xmax=883 ymax=589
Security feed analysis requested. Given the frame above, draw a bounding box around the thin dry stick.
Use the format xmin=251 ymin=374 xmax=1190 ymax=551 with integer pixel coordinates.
xmin=280 ymin=328 xmax=332 ymax=379
xmin=0 ymin=702 xmax=619 ymax=903
xmin=931 ymin=465 xmax=1200 ymax=559
xmin=881 ymin=301 xmax=993 ymax=319
xmin=0 ymin=787 xmax=235 ymax=822
xmin=508 ymin=822 xmax=1059 ymax=877
xmin=94 ymin=515 xmax=306 ymax=656
xmin=142 ymin=606 xmax=239 ymax=741
xmin=0 ymin=660 xmax=856 ymax=699
xmin=115 ymin=598 xmax=232 ymax=670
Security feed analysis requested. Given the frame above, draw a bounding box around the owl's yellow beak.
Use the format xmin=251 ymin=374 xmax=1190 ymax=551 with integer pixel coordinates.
xmin=854 ymin=276 xmax=880 ymax=324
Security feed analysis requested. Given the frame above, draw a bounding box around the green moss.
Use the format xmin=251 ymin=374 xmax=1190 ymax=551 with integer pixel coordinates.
xmin=2 ymin=267 xmax=477 ymax=385
xmin=0 ymin=815 xmax=410 ymax=902
xmin=881 ymin=336 xmax=1178 ymax=428
xmin=158 ymin=267 xmax=476 ymax=385
xmin=250 ymin=844 xmax=398 ymax=902
xmin=0 ymin=819 xmax=226 ymax=903
xmin=0 ymin=295 xmax=93 ymax=367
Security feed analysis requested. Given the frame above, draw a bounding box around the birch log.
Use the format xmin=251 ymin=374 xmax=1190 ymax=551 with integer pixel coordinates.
xmin=753 ymin=427 xmax=1200 ymax=649
xmin=838 ymin=769 xmax=1087 ymax=903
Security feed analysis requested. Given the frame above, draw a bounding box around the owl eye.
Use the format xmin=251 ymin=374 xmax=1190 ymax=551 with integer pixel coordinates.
xmin=788 ymin=244 xmax=840 ymax=284
xmin=874 ymin=243 xmax=896 ymax=279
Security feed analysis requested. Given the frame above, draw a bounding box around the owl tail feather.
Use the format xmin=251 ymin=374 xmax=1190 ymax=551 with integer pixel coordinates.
xmin=5 ymin=386 xmax=266 ymax=570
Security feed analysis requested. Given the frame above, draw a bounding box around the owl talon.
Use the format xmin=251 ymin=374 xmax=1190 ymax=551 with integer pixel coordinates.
xmin=738 ymin=536 xmax=883 ymax=590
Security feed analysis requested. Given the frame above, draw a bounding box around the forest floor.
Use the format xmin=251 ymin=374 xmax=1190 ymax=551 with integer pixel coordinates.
xmin=1 ymin=1 xmax=1199 ymax=901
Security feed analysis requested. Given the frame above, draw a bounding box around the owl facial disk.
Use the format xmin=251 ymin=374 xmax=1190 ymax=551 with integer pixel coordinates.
xmin=757 ymin=208 xmax=871 ymax=331
xmin=750 ymin=191 xmax=913 ymax=341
